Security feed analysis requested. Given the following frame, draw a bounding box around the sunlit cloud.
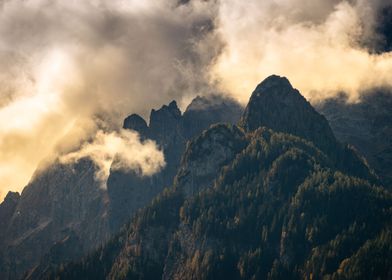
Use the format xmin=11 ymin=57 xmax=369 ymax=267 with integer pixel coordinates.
xmin=60 ymin=130 xmax=166 ymax=187
xmin=0 ymin=0 xmax=219 ymax=201
xmin=211 ymin=0 xmax=392 ymax=103
xmin=0 ymin=0 xmax=391 ymax=201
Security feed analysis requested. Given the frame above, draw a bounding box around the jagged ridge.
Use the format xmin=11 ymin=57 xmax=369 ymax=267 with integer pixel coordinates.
xmin=44 ymin=76 xmax=392 ymax=280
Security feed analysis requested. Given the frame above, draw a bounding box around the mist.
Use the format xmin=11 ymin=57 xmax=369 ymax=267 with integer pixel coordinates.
xmin=0 ymin=0 xmax=220 ymax=200
xmin=0 ymin=0 xmax=392 ymax=201
xmin=60 ymin=130 xmax=165 ymax=187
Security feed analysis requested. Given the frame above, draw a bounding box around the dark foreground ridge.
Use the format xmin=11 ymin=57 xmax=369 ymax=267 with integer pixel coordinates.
xmin=39 ymin=76 xmax=391 ymax=280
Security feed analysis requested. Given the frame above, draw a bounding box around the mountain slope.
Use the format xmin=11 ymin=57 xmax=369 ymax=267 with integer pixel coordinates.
xmin=239 ymin=75 xmax=337 ymax=155
xmin=0 ymin=158 xmax=109 ymax=280
xmin=108 ymin=97 xmax=242 ymax=231
xmin=240 ymin=75 xmax=376 ymax=182
xmin=0 ymin=95 xmax=242 ymax=280
xmin=316 ymin=90 xmax=392 ymax=187
xmin=46 ymin=76 xmax=391 ymax=280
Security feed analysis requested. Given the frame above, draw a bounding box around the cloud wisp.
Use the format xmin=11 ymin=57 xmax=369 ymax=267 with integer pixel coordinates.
xmin=60 ymin=130 xmax=166 ymax=187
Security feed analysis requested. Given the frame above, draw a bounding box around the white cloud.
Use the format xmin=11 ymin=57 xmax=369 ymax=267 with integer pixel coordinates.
xmin=60 ymin=130 xmax=166 ymax=187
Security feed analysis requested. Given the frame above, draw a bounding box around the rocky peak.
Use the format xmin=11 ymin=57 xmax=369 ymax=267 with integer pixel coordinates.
xmin=0 ymin=191 xmax=20 ymax=232
xmin=150 ymin=100 xmax=181 ymax=125
xmin=0 ymin=191 xmax=20 ymax=218
xmin=240 ymin=75 xmax=337 ymax=155
xmin=123 ymin=114 xmax=149 ymax=139
xmin=149 ymin=100 xmax=182 ymax=145
xmin=2 ymin=191 xmax=20 ymax=205
xmin=253 ymin=75 xmax=292 ymax=94
xmin=175 ymin=124 xmax=247 ymax=197
xmin=182 ymin=95 xmax=243 ymax=138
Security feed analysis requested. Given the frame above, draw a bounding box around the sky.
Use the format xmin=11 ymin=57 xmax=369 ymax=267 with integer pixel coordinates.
xmin=0 ymin=0 xmax=391 ymax=201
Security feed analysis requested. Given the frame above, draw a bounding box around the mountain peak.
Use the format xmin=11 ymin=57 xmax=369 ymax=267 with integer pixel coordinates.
xmin=123 ymin=114 xmax=148 ymax=134
xmin=240 ymin=75 xmax=337 ymax=154
xmin=151 ymin=100 xmax=181 ymax=119
xmin=168 ymin=100 xmax=179 ymax=110
xmin=254 ymin=75 xmax=293 ymax=94
xmin=3 ymin=191 xmax=20 ymax=203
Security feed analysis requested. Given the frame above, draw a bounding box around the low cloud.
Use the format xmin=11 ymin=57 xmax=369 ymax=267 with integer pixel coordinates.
xmin=60 ymin=130 xmax=166 ymax=186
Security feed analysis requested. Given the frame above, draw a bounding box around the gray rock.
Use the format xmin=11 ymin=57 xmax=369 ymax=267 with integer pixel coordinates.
xmin=316 ymin=90 xmax=392 ymax=186
xmin=240 ymin=75 xmax=338 ymax=156
xmin=0 ymin=158 xmax=110 ymax=280
xmin=107 ymin=96 xmax=243 ymax=231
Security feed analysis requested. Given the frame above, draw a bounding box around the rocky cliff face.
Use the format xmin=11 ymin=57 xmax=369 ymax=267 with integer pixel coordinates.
xmin=175 ymin=124 xmax=246 ymax=197
xmin=316 ymin=90 xmax=392 ymax=186
xmin=182 ymin=95 xmax=243 ymax=139
xmin=0 ymin=158 xmax=109 ymax=280
xmin=0 ymin=191 xmax=20 ymax=242
xmin=240 ymin=75 xmax=338 ymax=155
xmin=108 ymin=97 xmax=242 ymax=231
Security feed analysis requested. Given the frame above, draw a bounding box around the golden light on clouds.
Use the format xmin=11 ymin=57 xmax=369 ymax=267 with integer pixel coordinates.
xmin=212 ymin=0 xmax=392 ymax=103
xmin=0 ymin=0 xmax=391 ymax=201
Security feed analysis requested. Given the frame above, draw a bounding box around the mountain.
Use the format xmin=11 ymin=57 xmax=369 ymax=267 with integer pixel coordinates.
xmin=45 ymin=76 xmax=391 ymax=280
xmin=108 ymin=96 xmax=242 ymax=231
xmin=239 ymin=75 xmax=337 ymax=155
xmin=0 ymin=95 xmax=242 ymax=280
xmin=316 ymin=90 xmax=392 ymax=187
xmin=240 ymin=75 xmax=376 ymax=182
xmin=0 ymin=191 xmax=20 ymax=240
xmin=0 ymin=158 xmax=109 ymax=280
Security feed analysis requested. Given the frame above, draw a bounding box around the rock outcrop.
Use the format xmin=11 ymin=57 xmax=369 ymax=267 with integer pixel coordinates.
xmin=0 ymin=191 xmax=20 ymax=241
xmin=0 ymin=159 xmax=109 ymax=280
xmin=240 ymin=75 xmax=338 ymax=155
xmin=108 ymin=96 xmax=242 ymax=231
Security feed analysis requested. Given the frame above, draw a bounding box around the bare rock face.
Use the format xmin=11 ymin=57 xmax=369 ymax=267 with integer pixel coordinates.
xmin=0 ymin=158 xmax=110 ymax=280
xmin=123 ymin=114 xmax=149 ymax=139
xmin=175 ymin=124 xmax=247 ymax=197
xmin=24 ymin=231 xmax=84 ymax=280
xmin=108 ymin=97 xmax=243 ymax=231
xmin=150 ymin=100 xmax=183 ymax=146
xmin=240 ymin=75 xmax=338 ymax=155
xmin=0 ymin=191 xmax=20 ymax=241
xmin=316 ymin=90 xmax=392 ymax=186
xmin=182 ymin=95 xmax=243 ymax=139
xmin=107 ymin=100 xmax=186 ymax=231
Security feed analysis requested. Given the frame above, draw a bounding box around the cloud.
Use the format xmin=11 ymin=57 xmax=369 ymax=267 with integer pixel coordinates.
xmin=1 ymin=0 xmax=392 ymax=201
xmin=0 ymin=0 xmax=220 ymax=201
xmin=60 ymin=130 xmax=165 ymax=186
xmin=211 ymin=0 xmax=392 ymax=103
